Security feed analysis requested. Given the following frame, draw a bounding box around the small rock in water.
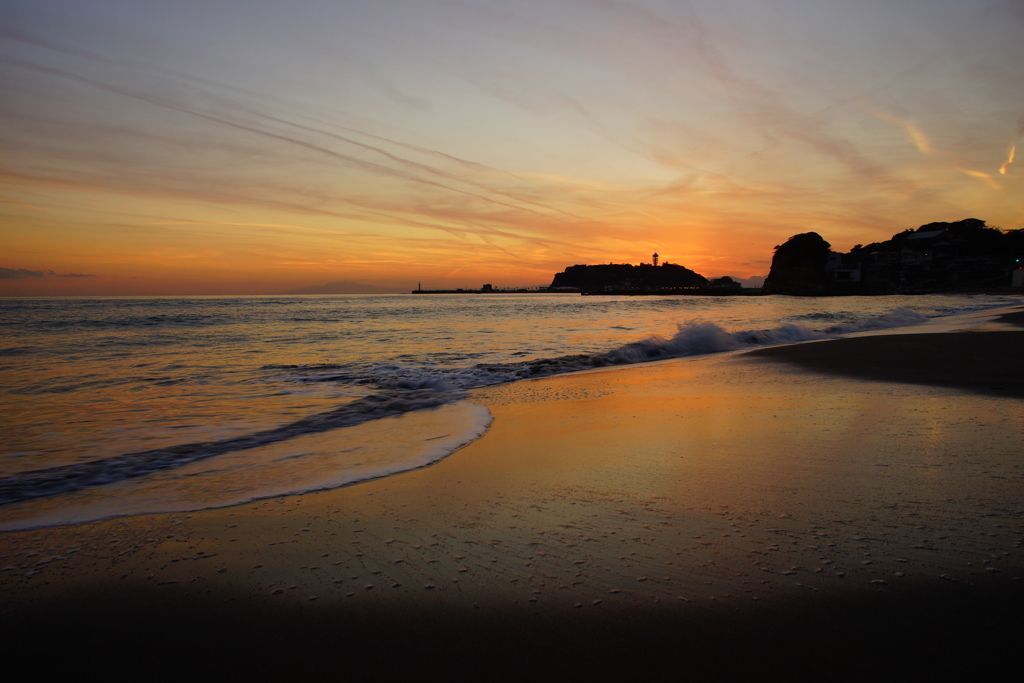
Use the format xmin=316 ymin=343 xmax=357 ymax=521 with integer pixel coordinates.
xmin=871 ymin=580 xmax=888 ymax=585
xmin=364 ymin=584 xmax=373 ymax=590
xmin=592 ymin=600 xmax=602 ymax=606
xmin=425 ymin=584 xmax=435 ymax=590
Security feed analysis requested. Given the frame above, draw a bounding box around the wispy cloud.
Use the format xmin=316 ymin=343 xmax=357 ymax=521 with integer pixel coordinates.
xmin=870 ymin=108 xmax=936 ymax=155
xmin=958 ymin=168 xmax=1001 ymax=190
xmin=0 ymin=267 xmax=94 ymax=279
xmin=2 ymin=1 xmax=1022 ymax=290
xmin=0 ymin=268 xmax=44 ymax=279
xmin=999 ymin=143 xmax=1016 ymax=175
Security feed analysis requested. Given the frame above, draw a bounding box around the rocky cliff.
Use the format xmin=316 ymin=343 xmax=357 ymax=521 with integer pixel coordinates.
xmin=761 ymin=233 xmax=832 ymax=295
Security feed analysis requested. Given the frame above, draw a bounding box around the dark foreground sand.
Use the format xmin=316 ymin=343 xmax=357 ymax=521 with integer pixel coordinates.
xmin=2 ymin=308 xmax=1023 ymax=679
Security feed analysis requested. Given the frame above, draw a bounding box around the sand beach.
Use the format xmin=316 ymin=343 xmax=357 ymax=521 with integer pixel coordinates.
xmin=2 ymin=307 xmax=1023 ymax=679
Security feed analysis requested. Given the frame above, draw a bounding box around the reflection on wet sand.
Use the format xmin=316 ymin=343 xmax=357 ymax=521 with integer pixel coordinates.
xmin=3 ymin=323 xmax=1023 ymax=676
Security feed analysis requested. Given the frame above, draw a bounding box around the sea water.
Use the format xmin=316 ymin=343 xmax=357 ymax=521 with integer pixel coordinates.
xmin=0 ymin=293 xmax=1018 ymax=529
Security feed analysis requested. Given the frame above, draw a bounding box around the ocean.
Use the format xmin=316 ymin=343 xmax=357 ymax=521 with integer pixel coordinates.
xmin=1 ymin=292 xmax=1018 ymax=530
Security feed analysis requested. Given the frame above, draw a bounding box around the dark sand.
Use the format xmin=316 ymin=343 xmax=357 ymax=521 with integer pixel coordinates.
xmin=2 ymin=312 xmax=1023 ymax=679
xmin=994 ymin=308 xmax=1024 ymax=327
xmin=748 ymin=330 xmax=1024 ymax=398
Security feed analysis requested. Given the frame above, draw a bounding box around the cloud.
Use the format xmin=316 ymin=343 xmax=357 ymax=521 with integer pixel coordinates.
xmin=958 ymin=168 xmax=1001 ymax=190
xmin=868 ymin=108 xmax=936 ymax=155
xmin=0 ymin=268 xmax=44 ymax=279
xmin=2 ymin=1 xmax=1021 ymax=291
xmin=0 ymin=268 xmax=94 ymax=279
xmin=999 ymin=143 xmax=1015 ymax=175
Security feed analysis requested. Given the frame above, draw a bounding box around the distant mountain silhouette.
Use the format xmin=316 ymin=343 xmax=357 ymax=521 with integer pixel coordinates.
xmin=284 ymin=281 xmax=403 ymax=294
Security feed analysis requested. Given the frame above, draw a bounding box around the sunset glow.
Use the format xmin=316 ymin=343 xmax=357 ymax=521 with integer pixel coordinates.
xmin=2 ymin=0 xmax=1023 ymax=295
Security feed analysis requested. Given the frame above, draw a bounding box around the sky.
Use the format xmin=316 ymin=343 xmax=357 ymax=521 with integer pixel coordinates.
xmin=1 ymin=0 xmax=1022 ymax=295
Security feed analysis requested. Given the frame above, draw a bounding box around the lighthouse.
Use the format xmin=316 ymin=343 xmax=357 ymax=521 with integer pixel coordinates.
xmin=652 ymin=252 xmax=659 ymax=267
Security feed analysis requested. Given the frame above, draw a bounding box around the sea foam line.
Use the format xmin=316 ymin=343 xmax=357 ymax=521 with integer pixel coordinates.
xmin=281 ymin=307 xmax=930 ymax=391
xmin=0 ymin=388 xmax=462 ymax=506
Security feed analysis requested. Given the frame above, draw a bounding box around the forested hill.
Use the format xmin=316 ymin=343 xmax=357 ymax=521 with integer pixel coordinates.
xmin=550 ymin=263 xmax=708 ymax=291
xmin=762 ymin=218 xmax=1024 ymax=295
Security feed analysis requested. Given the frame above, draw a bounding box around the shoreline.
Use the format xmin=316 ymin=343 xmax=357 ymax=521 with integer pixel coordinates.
xmin=2 ymin=306 xmax=1023 ymax=676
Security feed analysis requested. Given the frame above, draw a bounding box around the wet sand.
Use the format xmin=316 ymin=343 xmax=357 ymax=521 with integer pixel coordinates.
xmin=2 ymin=311 xmax=1023 ymax=678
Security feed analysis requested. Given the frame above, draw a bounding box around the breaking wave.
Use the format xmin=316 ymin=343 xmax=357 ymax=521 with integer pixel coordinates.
xmin=275 ymin=307 xmax=929 ymax=391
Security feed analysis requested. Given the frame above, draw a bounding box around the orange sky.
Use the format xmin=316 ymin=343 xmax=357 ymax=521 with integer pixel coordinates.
xmin=2 ymin=0 xmax=1022 ymax=295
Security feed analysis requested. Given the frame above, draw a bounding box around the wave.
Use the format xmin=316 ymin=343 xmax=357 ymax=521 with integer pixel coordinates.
xmin=0 ymin=388 xmax=461 ymax=506
xmin=279 ymin=307 xmax=929 ymax=391
xmin=821 ymin=307 xmax=927 ymax=334
xmin=0 ymin=346 xmax=35 ymax=357
xmin=0 ymin=306 xmax=929 ymax=508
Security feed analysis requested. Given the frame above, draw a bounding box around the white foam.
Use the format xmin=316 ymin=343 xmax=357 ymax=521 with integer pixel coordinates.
xmin=846 ymin=304 xmax=1022 ymax=336
xmin=0 ymin=402 xmax=491 ymax=531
